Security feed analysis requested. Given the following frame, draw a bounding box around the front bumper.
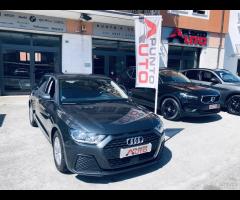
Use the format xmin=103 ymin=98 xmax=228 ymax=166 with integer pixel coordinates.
xmin=63 ymin=130 xmax=165 ymax=177
xmin=181 ymin=103 xmax=221 ymax=117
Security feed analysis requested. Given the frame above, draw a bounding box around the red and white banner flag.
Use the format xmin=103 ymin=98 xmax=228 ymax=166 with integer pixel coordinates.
xmin=134 ymin=15 xmax=162 ymax=89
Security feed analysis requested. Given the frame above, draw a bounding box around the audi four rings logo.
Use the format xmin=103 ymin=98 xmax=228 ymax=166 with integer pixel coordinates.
xmin=126 ymin=136 xmax=144 ymax=146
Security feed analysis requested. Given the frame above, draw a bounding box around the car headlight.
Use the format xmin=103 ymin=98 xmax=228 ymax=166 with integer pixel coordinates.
xmin=180 ymin=92 xmax=199 ymax=100
xmin=70 ymin=129 xmax=106 ymax=144
xmin=154 ymin=119 xmax=164 ymax=134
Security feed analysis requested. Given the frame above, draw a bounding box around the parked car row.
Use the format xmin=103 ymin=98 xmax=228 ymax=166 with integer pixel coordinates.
xmin=117 ymin=67 xmax=240 ymax=119
xmin=28 ymin=67 xmax=240 ymax=177
xmin=182 ymin=68 xmax=240 ymax=116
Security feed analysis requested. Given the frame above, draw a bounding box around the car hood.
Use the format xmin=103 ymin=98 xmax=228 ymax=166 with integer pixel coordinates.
xmin=58 ymin=101 xmax=160 ymax=135
xmin=167 ymin=83 xmax=219 ymax=95
xmin=223 ymin=82 xmax=240 ymax=90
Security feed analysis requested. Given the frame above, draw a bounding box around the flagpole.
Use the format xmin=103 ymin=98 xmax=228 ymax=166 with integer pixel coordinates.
xmin=154 ymin=81 xmax=159 ymax=114
xmin=154 ymin=52 xmax=160 ymax=115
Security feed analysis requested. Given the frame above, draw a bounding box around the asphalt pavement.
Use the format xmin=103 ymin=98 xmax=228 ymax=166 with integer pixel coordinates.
xmin=0 ymin=96 xmax=239 ymax=190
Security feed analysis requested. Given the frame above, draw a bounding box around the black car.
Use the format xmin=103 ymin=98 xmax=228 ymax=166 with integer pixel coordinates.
xmin=182 ymin=68 xmax=240 ymax=116
xmin=130 ymin=69 xmax=221 ymax=121
xmin=29 ymin=74 xmax=165 ymax=176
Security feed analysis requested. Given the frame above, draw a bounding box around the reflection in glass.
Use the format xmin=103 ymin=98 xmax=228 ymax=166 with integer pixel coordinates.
xmin=3 ymin=49 xmax=31 ymax=92
xmin=34 ymin=52 xmax=55 ymax=84
xmin=93 ymin=55 xmax=105 ymax=75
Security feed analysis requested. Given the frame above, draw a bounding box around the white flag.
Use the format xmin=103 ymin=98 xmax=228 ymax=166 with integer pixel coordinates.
xmin=134 ymin=15 xmax=162 ymax=89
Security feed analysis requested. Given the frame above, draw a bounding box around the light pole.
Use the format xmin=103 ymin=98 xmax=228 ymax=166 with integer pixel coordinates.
xmin=217 ymin=10 xmax=225 ymax=68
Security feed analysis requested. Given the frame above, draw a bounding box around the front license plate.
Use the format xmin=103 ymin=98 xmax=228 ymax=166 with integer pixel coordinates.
xmin=120 ymin=143 xmax=152 ymax=159
xmin=209 ymin=104 xmax=220 ymax=110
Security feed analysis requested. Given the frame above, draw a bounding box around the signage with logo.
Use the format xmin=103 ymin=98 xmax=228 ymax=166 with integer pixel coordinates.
xmin=168 ymin=28 xmax=208 ymax=46
xmin=93 ymin=22 xmax=134 ymax=40
xmin=134 ymin=16 xmax=162 ymax=89
xmin=0 ymin=11 xmax=66 ymax=33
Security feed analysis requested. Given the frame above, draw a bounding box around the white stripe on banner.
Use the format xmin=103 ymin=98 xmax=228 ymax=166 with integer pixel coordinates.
xmin=134 ymin=15 xmax=162 ymax=89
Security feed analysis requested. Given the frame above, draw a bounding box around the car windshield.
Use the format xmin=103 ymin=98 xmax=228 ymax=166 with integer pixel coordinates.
xmin=215 ymin=70 xmax=240 ymax=83
xmin=60 ymin=78 xmax=128 ymax=103
xmin=159 ymin=70 xmax=191 ymax=83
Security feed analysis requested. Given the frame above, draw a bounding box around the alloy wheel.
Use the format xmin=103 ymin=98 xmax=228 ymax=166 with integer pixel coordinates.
xmin=54 ymin=136 xmax=62 ymax=167
xmin=161 ymin=98 xmax=180 ymax=120
xmin=228 ymin=96 xmax=240 ymax=115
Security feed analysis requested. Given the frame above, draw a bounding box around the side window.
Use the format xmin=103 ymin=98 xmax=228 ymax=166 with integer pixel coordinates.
xmin=45 ymin=78 xmax=56 ymax=98
xmin=201 ymin=71 xmax=218 ymax=82
xmin=186 ymin=70 xmax=200 ymax=80
xmin=39 ymin=77 xmax=49 ymax=92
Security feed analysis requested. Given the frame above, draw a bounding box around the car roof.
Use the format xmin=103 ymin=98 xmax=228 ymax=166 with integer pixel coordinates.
xmin=182 ymin=68 xmax=230 ymax=72
xmin=44 ymin=73 xmax=112 ymax=80
xmin=159 ymin=68 xmax=180 ymax=73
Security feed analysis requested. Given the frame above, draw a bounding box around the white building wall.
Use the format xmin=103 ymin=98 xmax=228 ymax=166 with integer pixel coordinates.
xmin=224 ymin=10 xmax=240 ymax=74
xmin=199 ymin=47 xmax=225 ymax=69
xmin=62 ymin=33 xmax=92 ymax=74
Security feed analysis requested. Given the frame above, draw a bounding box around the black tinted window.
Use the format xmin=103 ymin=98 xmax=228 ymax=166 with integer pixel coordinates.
xmin=201 ymin=71 xmax=216 ymax=82
xmin=186 ymin=70 xmax=200 ymax=80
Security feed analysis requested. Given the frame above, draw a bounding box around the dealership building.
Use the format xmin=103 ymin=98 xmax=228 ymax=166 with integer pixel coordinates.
xmin=0 ymin=10 xmax=230 ymax=95
xmin=224 ymin=10 xmax=240 ymax=76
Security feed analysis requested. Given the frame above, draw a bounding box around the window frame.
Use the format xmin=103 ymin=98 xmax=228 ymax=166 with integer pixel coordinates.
xmin=168 ymin=10 xmax=210 ymax=20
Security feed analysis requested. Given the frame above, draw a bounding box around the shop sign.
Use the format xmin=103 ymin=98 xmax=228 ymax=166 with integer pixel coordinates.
xmin=0 ymin=11 xmax=66 ymax=33
xmin=168 ymin=28 xmax=208 ymax=46
xmin=93 ymin=23 xmax=134 ymax=40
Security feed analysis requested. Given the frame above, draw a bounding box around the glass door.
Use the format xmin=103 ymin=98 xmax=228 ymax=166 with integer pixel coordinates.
xmin=2 ymin=48 xmax=31 ymax=94
xmin=109 ymin=56 xmax=125 ymax=82
xmin=1 ymin=46 xmax=60 ymax=95
xmin=33 ymin=50 xmax=59 ymax=85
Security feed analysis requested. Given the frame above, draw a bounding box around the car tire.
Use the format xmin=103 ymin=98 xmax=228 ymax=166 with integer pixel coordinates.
xmin=161 ymin=98 xmax=181 ymax=121
xmin=52 ymin=131 xmax=71 ymax=174
xmin=29 ymin=103 xmax=38 ymax=127
xmin=226 ymin=95 xmax=240 ymax=116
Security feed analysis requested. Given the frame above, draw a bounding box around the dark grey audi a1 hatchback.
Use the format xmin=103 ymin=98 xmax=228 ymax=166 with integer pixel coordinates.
xmin=29 ymin=74 xmax=165 ymax=176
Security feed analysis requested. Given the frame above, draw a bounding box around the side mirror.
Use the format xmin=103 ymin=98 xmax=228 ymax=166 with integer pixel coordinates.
xmin=210 ymin=77 xmax=219 ymax=84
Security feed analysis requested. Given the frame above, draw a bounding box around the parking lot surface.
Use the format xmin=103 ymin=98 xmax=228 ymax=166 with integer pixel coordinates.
xmin=0 ymin=96 xmax=240 ymax=190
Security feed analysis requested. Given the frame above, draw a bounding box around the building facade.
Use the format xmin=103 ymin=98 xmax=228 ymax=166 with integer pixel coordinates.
xmin=0 ymin=10 xmax=230 ymax=96
xmin=224 ymin=10 xmax=240 ymax=76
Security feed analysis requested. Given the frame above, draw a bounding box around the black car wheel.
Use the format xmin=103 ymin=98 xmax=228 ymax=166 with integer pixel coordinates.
xmin=161 ymin=98 xmax=181 ymax=121
xmin=29 ymin=103 xmax=38 ymax=127
xmin=227 ymin=95 xmax=240 ymax=116
xmin=53 ymin=131 xmax=71 ymax=174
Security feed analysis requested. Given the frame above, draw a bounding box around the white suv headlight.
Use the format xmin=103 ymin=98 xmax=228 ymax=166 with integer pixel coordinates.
xmin=70 ymin=129 xmax=106 ymax=144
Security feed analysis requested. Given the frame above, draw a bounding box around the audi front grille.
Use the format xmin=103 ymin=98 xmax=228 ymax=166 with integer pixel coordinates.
xmin=103 ymin=130 xmax=161 ymax=169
